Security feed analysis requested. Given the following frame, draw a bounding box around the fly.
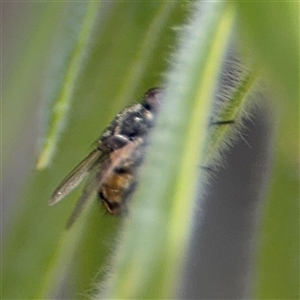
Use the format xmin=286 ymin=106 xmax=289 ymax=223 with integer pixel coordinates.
xmin=49 ymin=88 xmax=163 ymax=228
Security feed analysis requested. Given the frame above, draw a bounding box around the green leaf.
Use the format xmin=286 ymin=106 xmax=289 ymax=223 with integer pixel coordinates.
xmin=100 ymin=2 xmax=236 ymax=299
xmin=236 ymin=2 xmax=299 ymax=103
xmin=236 ymin=3 xmax=299 ymax=298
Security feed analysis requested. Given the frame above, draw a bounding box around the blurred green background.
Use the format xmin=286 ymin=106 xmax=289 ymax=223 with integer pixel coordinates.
xmin=3 ymin=2 xmax=190 ymax=299
xmin=2 ymin=2 xmax=299 ymax=299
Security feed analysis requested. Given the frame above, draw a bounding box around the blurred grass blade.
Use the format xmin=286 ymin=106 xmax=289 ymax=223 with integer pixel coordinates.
xmin=3 ymin=3 xmax=62 ymax=165
xmin=99 ymin=2 xmax=236 ymax=299
xmin=237 ymin=1 xmax=300 ymax=299
xmin=236 ymin=2 xmax=298 ymax=102
xmin=35 ymin=200 xmax=94 ymax=299
xmin=36 ymin=2 xmax=101 ymax=170
xmin=236 ymin=3 xmax=299 ymax=298
xmin=113 ymin=1 xmax=177 ymax=108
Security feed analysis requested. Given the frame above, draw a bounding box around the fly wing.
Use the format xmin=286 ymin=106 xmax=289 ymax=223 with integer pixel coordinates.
xmin=49 ymin=149 xmax=104 ymax=206
xmin=97 ymin=137 xmax=144 ymax=186
xmin=65 ymin=155 xmax=106 ymax=229
xmin=66 ymin=138 xmax=144 ymax=228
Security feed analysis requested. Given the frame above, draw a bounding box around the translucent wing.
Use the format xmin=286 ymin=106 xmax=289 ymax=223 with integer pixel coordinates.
xmin=65 ymin=155 xmax=105 ymax=228
xmin=65 ymin=141 xmax=143 ymax=228
xmin=49 ymin=149 xmax=104 ymax=206
xmin=59 ymin=138 xmax=145 ymax=228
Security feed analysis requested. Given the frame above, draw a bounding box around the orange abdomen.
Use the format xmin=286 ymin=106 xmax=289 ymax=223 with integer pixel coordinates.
xmin=99 ymin=170 xmax=135 ymax=214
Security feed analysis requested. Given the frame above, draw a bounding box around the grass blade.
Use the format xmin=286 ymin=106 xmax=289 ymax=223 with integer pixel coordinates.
xmin=36 ymin=2 xmax=101 ymax=170
xmin=99 ymin=2 xmax=236 ymax=299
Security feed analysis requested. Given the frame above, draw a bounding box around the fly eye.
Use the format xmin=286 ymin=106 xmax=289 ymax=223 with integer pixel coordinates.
xmin=143 ymin=87 xmax=163 ymax=112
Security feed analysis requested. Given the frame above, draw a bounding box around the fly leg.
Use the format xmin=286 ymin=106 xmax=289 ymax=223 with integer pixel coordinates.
xmin=210 ymin=120 xmax=234 ymax=126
